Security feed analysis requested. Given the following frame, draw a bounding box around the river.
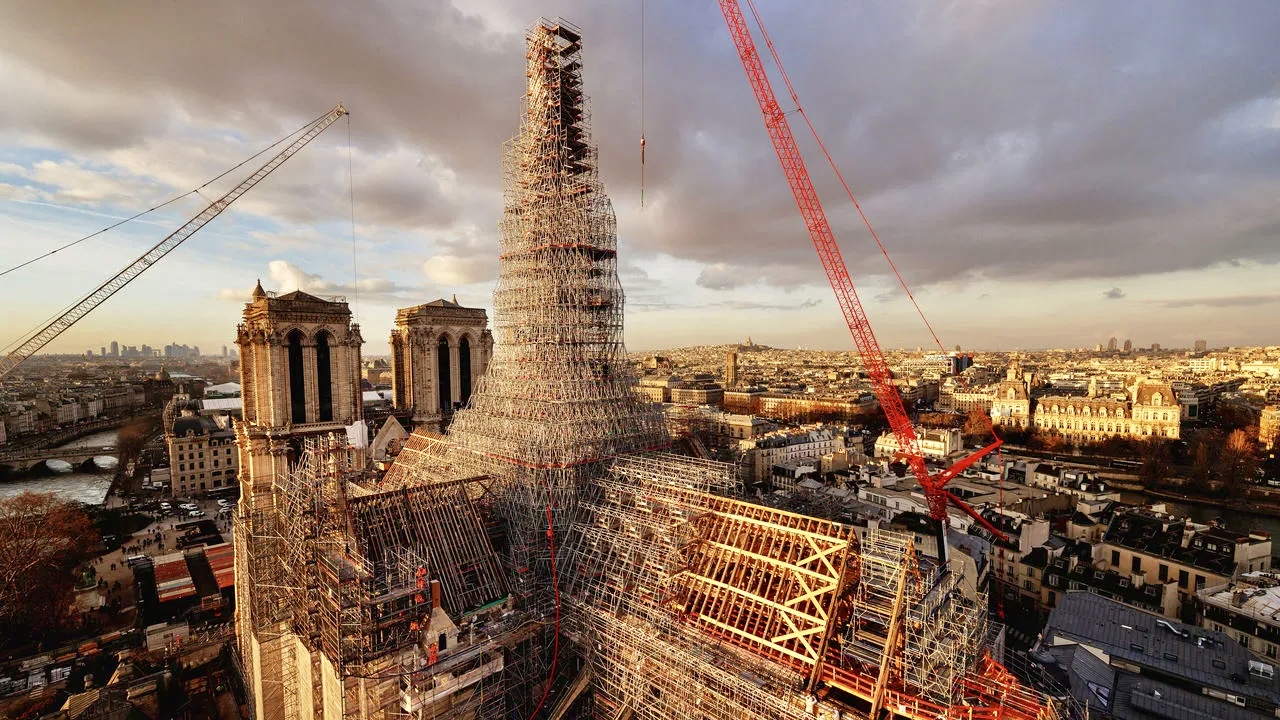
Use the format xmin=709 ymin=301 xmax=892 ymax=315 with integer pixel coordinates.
xmin=0 ymin=429 xmax=120 ymax=505
xmin=1121 ymin=491 xmax=1280 ymax=540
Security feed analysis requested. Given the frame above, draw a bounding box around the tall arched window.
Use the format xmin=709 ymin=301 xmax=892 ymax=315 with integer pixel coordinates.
xmin=316 ymin=331 xmax=333 ymax=422
xmin=437 ymin=336 xmax=452 ymax=412
xmin=459 ymin=336 xmax=472 ymax=406
xmin=287 ymin=329 xmax=307 ymax=424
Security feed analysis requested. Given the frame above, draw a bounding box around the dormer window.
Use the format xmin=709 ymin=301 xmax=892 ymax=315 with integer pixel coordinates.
xmin=1152 ymin=393 xmax=1163 ymax=406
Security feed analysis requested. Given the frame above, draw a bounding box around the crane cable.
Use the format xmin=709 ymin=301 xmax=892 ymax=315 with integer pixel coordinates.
xmin=0 ymin=106 xmax=335 ymax=281
xmin=745 ymin=1 xmax=1009 ymax=555
xmin=346 ymin=113 xmax=360 ymax=323
xmin=639 ymin=0 xmax=647 ymax=209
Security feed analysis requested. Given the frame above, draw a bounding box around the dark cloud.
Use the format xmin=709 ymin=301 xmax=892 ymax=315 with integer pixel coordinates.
xmin=1 ymin=0 xmax=1278 ymax=292
xmin=1103 ymin=287 xmax=1126 ymax=300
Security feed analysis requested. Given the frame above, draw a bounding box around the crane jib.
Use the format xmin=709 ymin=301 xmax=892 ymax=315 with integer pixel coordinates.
xmin=0 ymin=104 xmax=348 ymax=381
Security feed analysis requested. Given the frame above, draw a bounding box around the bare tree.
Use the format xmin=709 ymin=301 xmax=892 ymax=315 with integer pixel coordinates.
xmin=0 ymin=492 xmax=98 ymax=640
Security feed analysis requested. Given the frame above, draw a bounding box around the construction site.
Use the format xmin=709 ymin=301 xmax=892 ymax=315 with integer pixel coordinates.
xmin=229 ymin=14 xmax=1064 ymax=720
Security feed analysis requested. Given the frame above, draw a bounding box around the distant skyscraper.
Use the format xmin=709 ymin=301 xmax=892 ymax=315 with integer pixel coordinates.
xmin=1107 ymin=337 xmax=1118 ymax=352
xmin=725 ymin=351 xmax=739 ymax=388
xmin=1094 ymin=343 xmax=1103 ymax=352
xmin=1194 ymin=339 xmax=1207 ymax=352
xmin=110 ymin=340 xmax=119 ymax=357
xmin=1151 ymin=343 xmax=1161 ymax=351
xmin=100 ymin=346 xmax=106 ymax=357
xmin=1123 ymin=339 xmax=1133 ymax=352
xmin=222 ymin=345 xmax=228 ymax=357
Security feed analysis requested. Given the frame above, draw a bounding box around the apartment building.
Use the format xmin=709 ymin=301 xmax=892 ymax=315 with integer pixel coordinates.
xmin=1199 ymin=572 xmax=1280 ymax=660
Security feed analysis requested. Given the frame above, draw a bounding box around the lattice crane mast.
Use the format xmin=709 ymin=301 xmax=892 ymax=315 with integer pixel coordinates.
xmin=716 ymin=2 xmax=1006 ymax=548
xmin=0 ymin=103 xmax=349 ymax=381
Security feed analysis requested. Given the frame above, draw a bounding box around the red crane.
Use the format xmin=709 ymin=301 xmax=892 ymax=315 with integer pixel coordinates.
xmin=716 ymin=1 xmax=1006 ymax=547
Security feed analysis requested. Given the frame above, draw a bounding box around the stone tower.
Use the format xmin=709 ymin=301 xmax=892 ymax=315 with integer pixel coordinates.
xmin=389 ymin=298 xmax=493 ymax=431
xmin=232 ymin=281 xmax=363 ymax=720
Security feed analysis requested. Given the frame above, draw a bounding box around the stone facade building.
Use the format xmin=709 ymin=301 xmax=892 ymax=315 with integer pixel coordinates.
xmin=1031 ymin=379 xmax=1181 ymax=443
xmin=233 ymin=283 xmax=365 ymax=719
xmin=990 ymin=359 xmax=1034 ymax=429
xmin=1261 ymin=405 xmax=1280 ymax=450
xmin=165 ymin=400 xmax=238 ymax=496
xmin=389 ymin=298 xmax=492 ymax=431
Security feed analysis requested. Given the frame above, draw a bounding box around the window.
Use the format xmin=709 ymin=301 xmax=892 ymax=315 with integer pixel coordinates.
xmin=438 ymin=335 xmax=452 ymax=412
xmin=316 ymin=330 xmax=333 ymax=422
xmin=1047 ymin=591 xmax=1056 ymax=606
xmin=1196 ymin=575 xmax=1206 ymax=590
xmin=1179 ymin=570 xmax=1189 ymax=589
xmin=1111 ymin=550 xmax=1121 ymax=566
xmin=1158 ymin=564 xmax=1169 ymax=582
xmin=288 ymin=329 xmax=307 ymax=423
xmin=460 ymin=335 xmax=473 ymax=405
xmin=1132 ymin=557 xmax=1142 ymax=574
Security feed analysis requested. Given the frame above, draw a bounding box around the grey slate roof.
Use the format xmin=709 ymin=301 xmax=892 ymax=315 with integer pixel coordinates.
xmin=1041 ymin=592 xmax=1280 ymax=710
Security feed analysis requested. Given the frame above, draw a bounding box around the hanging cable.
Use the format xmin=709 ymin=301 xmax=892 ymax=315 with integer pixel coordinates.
xmin=745 ymin=1 xmax=1010 ymax=555
xmin=0 ymin=107 xmax=331 ymax=280
xmin=527 ymin=478 xmax=561 ymax=720
xmin=346 ymin=112 xmax=360 ymax=323
xmin=639 ymin=0 xmax=647 ymax=209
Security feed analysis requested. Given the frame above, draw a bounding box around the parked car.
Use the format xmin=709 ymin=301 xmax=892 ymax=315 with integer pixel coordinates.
xmin=188 ymin=510 xmax=206 ymax=518
xmin=216 ymin=499 xmax=232 ymax=507
xmin=179 ymin=503 xmax=198 ymax=511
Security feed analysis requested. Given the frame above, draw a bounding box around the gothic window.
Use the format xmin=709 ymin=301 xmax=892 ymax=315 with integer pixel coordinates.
xmin=287 ymin=329 xmax=307 ymax=424
xmin=316 ymin=331 xmax=334 ymax=422
xmin=460 ymin=335 xmax=473 ymax=405
xmin=437 ymin=336 xmax=452 ymax=412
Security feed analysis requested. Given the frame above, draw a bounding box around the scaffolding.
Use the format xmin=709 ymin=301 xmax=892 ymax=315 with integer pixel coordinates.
xmin=233 ymin=17 xmax=1062 ymax=720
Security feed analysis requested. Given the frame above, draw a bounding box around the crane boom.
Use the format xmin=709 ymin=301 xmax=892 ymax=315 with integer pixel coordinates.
xmin=716 ymin=3 xmax=925 ymax=475
xmin=717 ymin=2 xmax=1006 ymax=538
xmin=0 ymin=103 xmax=348 ymax=381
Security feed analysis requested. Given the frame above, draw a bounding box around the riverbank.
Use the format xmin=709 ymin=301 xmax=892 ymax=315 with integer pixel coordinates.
xmin=1142 ymin=486 xmax=1280 ymax=518
xmin=1 ymin=412 xmax=154 ymax=454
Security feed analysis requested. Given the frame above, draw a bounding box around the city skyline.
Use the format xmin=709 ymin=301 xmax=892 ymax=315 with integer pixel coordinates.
xmin=2 ymin=1 xmax=1278 ymax=358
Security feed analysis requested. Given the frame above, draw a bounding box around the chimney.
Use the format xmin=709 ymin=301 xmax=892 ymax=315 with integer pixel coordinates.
xmin=430 ymin=579 xmax=442 ymax=610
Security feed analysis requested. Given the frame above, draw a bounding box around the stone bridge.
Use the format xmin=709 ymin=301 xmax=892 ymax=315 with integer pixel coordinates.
xmin=0 ymin=445 xmax=118 ymax=473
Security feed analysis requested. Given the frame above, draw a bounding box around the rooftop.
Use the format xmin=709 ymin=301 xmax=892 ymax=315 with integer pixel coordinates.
xmin=1041 ymin=592 xmax=1279 ymax=708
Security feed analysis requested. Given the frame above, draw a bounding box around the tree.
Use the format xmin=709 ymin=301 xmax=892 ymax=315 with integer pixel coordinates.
xmin=1139 ymin=438 xmax=1172 ymax=488
xmin=0 ymin=492 xmax=98 ymax=643
xmin=962 ymin=408 xmax=993 ymax=444
xmin=1218 ymin=428 xmax=1259 ymax=498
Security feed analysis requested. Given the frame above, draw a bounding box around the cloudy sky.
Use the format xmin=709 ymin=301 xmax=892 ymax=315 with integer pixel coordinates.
xmin=1 ymin=0 xmax=1277 ymax=358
